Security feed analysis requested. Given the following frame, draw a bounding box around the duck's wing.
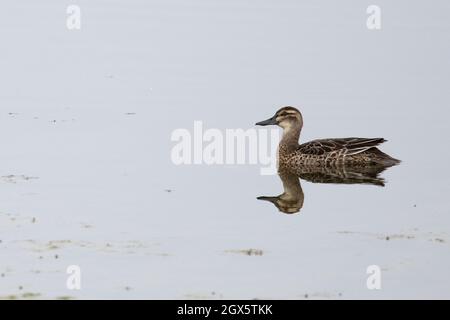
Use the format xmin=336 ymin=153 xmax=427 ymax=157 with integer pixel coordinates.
xmin=298 ymin=138 xmax=386 ymax=156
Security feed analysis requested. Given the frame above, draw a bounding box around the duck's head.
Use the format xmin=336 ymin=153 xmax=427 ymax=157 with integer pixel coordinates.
xmin=257 ymin=194 xmax=303 ymax=214
xmin=255 ymin=106 xmax=303 ymax=130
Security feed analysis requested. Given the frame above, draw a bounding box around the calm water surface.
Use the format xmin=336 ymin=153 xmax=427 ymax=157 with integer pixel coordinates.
xmin=1 ymin=1 xmax=449 ymax=299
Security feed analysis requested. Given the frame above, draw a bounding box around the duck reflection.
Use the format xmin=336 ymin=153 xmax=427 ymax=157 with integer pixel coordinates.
xmin=257 ymin=164 xmax=395 ymax=214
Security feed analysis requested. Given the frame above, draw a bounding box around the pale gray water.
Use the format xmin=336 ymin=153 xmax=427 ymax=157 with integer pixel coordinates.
xmin=1 ymin=0 xmax=450 ymax=299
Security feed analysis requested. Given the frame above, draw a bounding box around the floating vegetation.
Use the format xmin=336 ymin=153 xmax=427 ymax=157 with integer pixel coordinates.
xmin=225 ymin=249 xmax=264 ymax=256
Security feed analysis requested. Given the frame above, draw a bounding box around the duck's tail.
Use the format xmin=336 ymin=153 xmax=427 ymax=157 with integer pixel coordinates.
xmin=368 ymin=147 xmax=401 ymax=167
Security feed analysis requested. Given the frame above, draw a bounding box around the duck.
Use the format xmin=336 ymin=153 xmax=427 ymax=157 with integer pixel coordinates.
xmin=255 ymin=106 xmax=400 ymax=168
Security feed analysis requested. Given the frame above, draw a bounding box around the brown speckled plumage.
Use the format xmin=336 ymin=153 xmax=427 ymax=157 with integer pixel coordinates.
xmin=256 ymin=106 xmax=400 ymax=168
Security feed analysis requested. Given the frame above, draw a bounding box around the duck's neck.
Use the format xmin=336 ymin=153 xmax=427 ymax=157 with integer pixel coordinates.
xmin=279 ymin=123 xmax=301 ymax=152
xmin=279 ymin=169 xmax=303 ymax=200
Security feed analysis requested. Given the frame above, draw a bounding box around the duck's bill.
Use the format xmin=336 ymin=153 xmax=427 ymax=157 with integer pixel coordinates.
xmin=255 ymin=116 xmax=277 ymax=126
xmin=257 ymin=196 xmax=278 ymax=203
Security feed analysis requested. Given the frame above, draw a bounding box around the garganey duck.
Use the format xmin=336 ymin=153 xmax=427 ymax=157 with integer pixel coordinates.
xmin=256 ymin=106 xmax=400 ymax=168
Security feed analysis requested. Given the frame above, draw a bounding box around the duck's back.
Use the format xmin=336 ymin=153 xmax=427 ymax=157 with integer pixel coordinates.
xmin=281 ymin=137 xmax=400 ymax=167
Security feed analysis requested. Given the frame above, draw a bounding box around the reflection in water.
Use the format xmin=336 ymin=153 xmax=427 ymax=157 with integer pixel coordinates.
xmin=258 ymin=168 xmax=305 ymax=214
xmin=258 ymin=164 xmax=396 ymax=214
